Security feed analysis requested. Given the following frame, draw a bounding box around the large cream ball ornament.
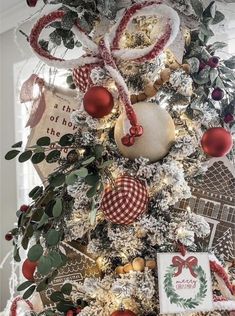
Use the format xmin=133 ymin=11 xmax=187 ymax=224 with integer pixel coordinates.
xmin=114 ymin=102 xmax=175 ymax=162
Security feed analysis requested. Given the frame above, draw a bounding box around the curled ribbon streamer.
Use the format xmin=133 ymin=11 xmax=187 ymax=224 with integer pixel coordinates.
xmin=29 ymin=1 xmax=180 ymax=145
xmin=172 ymin=255 xmax=198 ymax=278
xmin=20 ymin=74 xmax=46 ymax=128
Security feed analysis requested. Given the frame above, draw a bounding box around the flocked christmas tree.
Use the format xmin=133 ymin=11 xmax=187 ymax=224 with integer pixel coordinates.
xmin=3 ymin=0 xmax=235 ymax=315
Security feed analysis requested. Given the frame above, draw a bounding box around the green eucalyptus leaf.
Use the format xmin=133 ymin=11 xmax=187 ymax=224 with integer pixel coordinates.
xmin=208 ymin=41 xmax=227 ymax=54
xmin=37 ymin=213 xmax=49 ymax=228
xmin=50 ymin=291 xmax=64 ymax=302
xmin=49 ymin=30 xmax=62 ymax=46
xmin=14 ymin=246 xmax=21 ymax=262
xmin=185 ymin=57 xmax=200 ymax=74
xmin=45 ymin=200 xmax=55 ymax=218
xmin=23 ymin=285 xmax=36 ymax=299
xmin=203 ymin=1 xmax=216 ymax=18
xmin=224 ymin=56 xmax=235 ymax=69
xmin=49 ymin=251 xmax=63 ymax=268
xmin=200 ymin=24 xmax=214 ymax=37
xmin=28 ymin=244 xmax=43 ymax=262
xmin=5 ymin=150 xmax=20 ymax=160
xmin=216 ymin=76 xmax=225 ymax=89
xmin=53 ymin=198 xmax=63 ymax=218
xmin=210 ymin=68 xmax=219 ymax=85
xmin=75 ymin=167 xmax=88 ymax=178
xmin=12 ymin=141 xmax=23 ymax=148
xmin=94 ymin=144 xmax=104 ymax=159
xmin=46 ymin=150 xmax=61 ymax=163
xmin=22 ymin=236 xmax=29 ymax=250
xmin=31 ymin=208 xmax=44 ymax=222
xmin=61 ymin=11 xmax=77 ymax=30
xmin=18 ymin=150 xmax=33 ymax=163
xmin=82 ymin=156 xmax=96 ymax=166
xmin=85 ymin=174 xmax=100 ymax=186
xmin=212 ymin=11 xmax=225 ymax=25
xmin=56 ymin=301 xmax=74 ymax=313
xmin=29 ymin=186 xmax=41 ymax=198
xmin=65 ymin=172 xmax=78 ymax=185
xmin=37 ymin=137 xmax=51 ymax=146
xmin=61 ymin=283 xmax=72 ymax=295
xmin=190 ymin=0 xmax=203 ymax=17
xmin=59 ymin=134 xmax=74 ymax=146
xmin=17 ymin=281 xmax=34 ymax=291
xmin=36 ymin=279 xmax=48 ymax=292
xmin=63 ymin=36 xmax=75 ymax=49
xmin=46 ymin=229 xmax=60 ymax=246
xmin=49 ymin=173 xmax=65 ymax=187
xmin=38 ymin=255 xmax=52 ymax=276
xmin=86 ymin=183 xmax=99 ymax=198
xmin=31 ymin=152 xmax=46 ymax=164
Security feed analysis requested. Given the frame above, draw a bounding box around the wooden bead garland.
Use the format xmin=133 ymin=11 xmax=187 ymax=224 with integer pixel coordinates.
xmin=130 ymin=64 xmax=191 ymax=104
xmin=115 ymin=257 xmax=157 ymax=275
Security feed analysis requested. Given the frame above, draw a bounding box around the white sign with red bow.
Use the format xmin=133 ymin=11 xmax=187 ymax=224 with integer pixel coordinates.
xmin=157 ymin=252 xmax=213 ymax=314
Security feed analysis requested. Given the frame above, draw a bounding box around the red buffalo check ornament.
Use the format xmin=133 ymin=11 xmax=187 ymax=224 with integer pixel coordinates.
xmin=101 ymin=175 xmax=148 ymax=225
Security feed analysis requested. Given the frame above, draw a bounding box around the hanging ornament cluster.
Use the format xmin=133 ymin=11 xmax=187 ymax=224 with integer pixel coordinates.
xmin=83 ymin=86 xmax=114 ymax=118
xmin=115 ymin=102 xmax=175 ymax=162
xmin=101 ymin=175 xmax=148 ymax=225
xmin=201 ymin=127 xmax=233 ymax=157
xmin=29 ymin=2 xmax=180 ymax=147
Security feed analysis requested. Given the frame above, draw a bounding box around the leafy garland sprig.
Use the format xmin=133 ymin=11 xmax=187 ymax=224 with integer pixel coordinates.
xmin=164 ymin=265 xmax=207 ymax=310
xmin=5 ymin=131 xmax=114 ymax=302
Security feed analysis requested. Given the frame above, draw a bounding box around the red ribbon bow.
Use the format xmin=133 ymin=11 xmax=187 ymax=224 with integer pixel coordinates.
xmin=172 ymin=256 xmax=198 ymax=278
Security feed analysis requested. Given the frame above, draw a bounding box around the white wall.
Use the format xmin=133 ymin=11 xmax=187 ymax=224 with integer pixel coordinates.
xmin=0 ymin=21 xmax=33 ymax=310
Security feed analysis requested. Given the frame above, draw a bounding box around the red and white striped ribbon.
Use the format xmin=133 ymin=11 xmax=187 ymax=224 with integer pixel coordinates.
xmin=29 ymin=1 xmax=180 ymax=145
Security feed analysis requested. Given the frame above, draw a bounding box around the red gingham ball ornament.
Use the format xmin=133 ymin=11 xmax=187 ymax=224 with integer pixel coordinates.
xmin=101 ymin=176 xmax=148 ymax=225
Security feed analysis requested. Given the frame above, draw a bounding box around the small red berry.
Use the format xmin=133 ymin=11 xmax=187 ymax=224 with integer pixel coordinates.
xmin=5 ymin=232 xmax=13 ymax=241
xmin=20 ymin=204 xmax=30 ymax=213
xmin=207 ymin=56 xmax=220 ymax=68
xmin=76 ymin=307 xmax=82 ymax=314
xmin=224 ymin=113 xmax=234 ymax=123
xmin=211 ymin=87 xmax=224 ymax=101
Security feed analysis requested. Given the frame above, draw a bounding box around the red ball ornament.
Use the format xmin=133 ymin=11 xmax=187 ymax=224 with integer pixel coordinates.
xmin=5 ymin=232 xmax=13 ymax=241
xmin=101 ymin=175 xmax=148 ymax=225
xmin=201 ymin=127 xmax=233 ymax=157
xmin=66 ymin=311 xmax=74 ymax=316
xmin=20 ymin=204 xmax=30 ymax=212
xmin=110 ymin=310 xmax=137 ymax=316
xmin=22 ymin=259 xmax=37 ymax=281
xmin=26 ymin=0 xmax=38 ymax=7
xmin=83 ymin=86 xmax=114 ymax=118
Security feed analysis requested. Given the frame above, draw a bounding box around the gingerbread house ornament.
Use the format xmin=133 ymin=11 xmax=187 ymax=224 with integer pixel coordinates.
xmin=175 ymin=157 xmax=235 ymax=261
xmin=35 ymin=241 xmax=100 ymax=309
